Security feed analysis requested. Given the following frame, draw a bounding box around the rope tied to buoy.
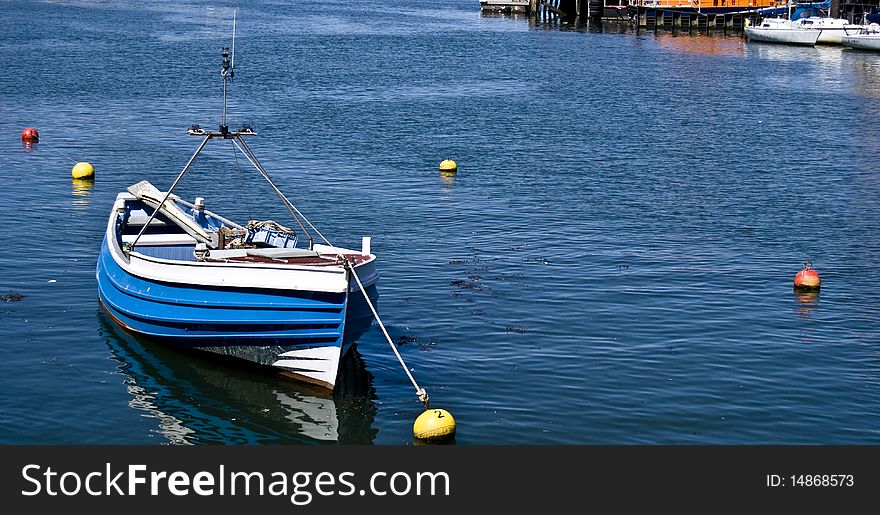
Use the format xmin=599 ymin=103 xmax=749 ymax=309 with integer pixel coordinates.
xmin=344 ymin=258 xmax=430 ymax=410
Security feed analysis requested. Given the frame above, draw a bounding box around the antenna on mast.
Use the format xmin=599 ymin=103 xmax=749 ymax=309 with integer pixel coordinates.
xmin=220 ymin=10 xmax=236 ymax=137
xmin=231 ymin=10 xmax=236 ymax=72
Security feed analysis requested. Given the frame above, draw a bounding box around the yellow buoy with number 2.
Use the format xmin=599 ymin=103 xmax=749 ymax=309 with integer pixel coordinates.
xmin=413 ymin=408 xmax=456 ymax=442
xmin=71 ymin=162 xmax=95 ymax=180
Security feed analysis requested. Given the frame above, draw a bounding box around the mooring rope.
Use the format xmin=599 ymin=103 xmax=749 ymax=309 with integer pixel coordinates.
xmin=38 ymin=141 xmax=78 ymax=164
xmin=346 ymin=260 xmax=429 ymax=409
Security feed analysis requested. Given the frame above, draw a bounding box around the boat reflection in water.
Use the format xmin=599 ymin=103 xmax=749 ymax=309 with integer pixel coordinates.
xmin=98 ymin=315 xmax=379 ymax=444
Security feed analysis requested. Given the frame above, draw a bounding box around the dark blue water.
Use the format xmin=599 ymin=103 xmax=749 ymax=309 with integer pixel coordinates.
xmin=1 ymin=0 xmax=879 ymax=444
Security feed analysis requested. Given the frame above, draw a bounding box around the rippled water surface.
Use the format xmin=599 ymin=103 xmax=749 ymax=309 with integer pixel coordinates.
xmin=1 ymin=0 xmax=879 ymax=444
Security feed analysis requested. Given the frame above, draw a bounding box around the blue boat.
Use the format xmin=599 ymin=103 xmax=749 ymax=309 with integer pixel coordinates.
xmin=97 ymin=42 xmax=379 ymax=390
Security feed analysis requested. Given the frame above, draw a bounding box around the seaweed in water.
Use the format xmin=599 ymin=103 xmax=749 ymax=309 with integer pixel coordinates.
xmin=396 ymin=335 xmax=435 ymax=351
xmin=1 ymin=292 xmax=25 ymax=302
xmin=396 ymin=335 xmax=418 ymax=347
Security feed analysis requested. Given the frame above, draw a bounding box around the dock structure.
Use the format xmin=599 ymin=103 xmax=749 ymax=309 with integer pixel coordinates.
xmin=626 ymin=4 xmax=760 ymax=33
xmin=525 ymin=0 xmax=623 ymax=23
xmin=517 ymin=0 xmax=880 ymax=32
xmin=838 ymin=0 xmax=879 ymax=22
xmin=524 ymin=0 xmax=760 ymax=29
xmin=521 ymin=0 xmax=751 ymax=27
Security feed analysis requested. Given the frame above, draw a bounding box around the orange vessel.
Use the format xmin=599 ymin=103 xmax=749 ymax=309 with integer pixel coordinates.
xmin=631 ymin=0 xmax=781 ymax=13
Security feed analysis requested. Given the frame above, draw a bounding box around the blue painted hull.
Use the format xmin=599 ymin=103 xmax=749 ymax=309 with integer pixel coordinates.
xmin=96 ymin=236 xmax=378 ymax=387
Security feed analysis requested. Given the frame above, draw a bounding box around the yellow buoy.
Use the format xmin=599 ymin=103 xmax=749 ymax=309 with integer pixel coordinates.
xmin=439 ymin=159 xmax=457 ymax=174
xmin=413 ymin=408 xmax=456 ymax=442
xmin=71 ymin=162 xmax=95 ymax=180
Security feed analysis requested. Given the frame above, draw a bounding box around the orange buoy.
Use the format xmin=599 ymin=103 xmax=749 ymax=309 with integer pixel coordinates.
xmin=21 ymin=127 xmax=39 ymax=142
xmin=793 ymin=262 xmax=821 ymax=290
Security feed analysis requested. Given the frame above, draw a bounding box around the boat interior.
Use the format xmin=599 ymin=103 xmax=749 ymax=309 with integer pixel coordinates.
xmin=115 ymin=182 xmax=369 ymax=267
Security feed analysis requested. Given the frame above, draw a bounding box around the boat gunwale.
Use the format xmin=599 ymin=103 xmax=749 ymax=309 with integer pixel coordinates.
xmin=104 ymin=196 xmax=378 ymax=294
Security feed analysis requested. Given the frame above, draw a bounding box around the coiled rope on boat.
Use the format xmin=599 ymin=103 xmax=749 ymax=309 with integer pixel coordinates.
xmin=345 ymin=259 xmax=429 ymax=409
xmin=247 ymin=219 xmax=296 ymax=235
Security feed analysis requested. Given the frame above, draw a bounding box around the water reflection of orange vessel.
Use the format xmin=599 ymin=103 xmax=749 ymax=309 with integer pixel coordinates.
xmin=655 ymin=34 xmax=746 ymax=55
xmin=633 ymin=0 xmax=780 ymax=13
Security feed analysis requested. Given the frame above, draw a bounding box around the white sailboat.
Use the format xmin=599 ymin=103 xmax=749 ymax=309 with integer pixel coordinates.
xmin=842 ymin=23 xmax=880 ymax=51
xmin=794 ymin=16 xmax=862 ymax=44
xmin=745 ymin=16 xmax=822 ymax=46
xmin=745 ymin=2 xmax=821 ymax=46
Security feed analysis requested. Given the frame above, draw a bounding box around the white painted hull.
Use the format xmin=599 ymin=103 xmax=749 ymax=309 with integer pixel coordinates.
xmin=815 ymin=27 xmax=862 ymax=44
xmin=745 ymin=27 xmax=820 ymax=46
xmin=480 ymin=0 xmax=529 ymax=6
xmin=794 ymin=18 xmax=862 ymax=44
xmin=106 ymin=202 xmax=378 ymax=295
xmin=480 ymin=0 xmax=529 ymax=12
xmin=842 ymin=34 xmax=880 ymax=51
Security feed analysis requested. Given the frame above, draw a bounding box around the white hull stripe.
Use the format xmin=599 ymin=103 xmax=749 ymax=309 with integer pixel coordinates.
xmin=273 ymin=346 xmax=342 ymax=387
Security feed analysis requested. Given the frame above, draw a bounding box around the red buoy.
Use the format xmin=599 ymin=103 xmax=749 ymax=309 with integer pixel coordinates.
xmin=793 ymin=262 xmax=821 ymax=290
xmin=21 ymin=127 xmax=39 ymax=142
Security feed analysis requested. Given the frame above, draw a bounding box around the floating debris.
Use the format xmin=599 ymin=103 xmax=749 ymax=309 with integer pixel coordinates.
xmin=396 ymin=335 xmax=436 ymax=352
xmin=1 ymin=292 xmax=25 ymax=302
xmin=450 ymin=278 xmax=483 ymax=291
xmin=396 ymin=335 xmax=418 ymax=346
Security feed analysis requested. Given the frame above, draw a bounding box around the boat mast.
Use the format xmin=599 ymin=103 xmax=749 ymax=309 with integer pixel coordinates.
xmin=221 ymin=11 xmax=235 ymax=136
xmin=126 ymin=11 xmax=316 ymax=255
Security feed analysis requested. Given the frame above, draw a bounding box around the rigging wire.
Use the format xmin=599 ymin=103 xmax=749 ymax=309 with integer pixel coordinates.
xmin=231 ymin=138 xmax=333 ymax=247
xmin=229 ymin=139 xmax=252 ymax=222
